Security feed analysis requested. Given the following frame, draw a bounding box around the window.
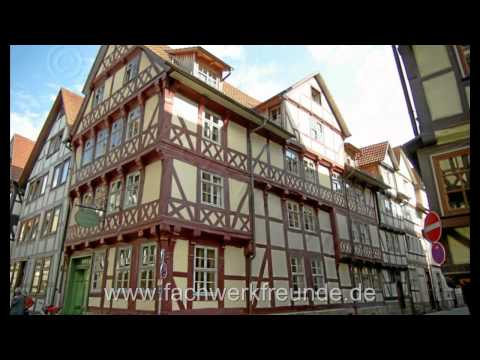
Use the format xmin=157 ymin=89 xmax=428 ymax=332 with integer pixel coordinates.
xmin=197 ymin=65 xmax=219 ymax=88
xmin=124 ymin=171 xmax=141 ymax=209
xmin=124 ymin=56 xmax=140 ymax=84
xmin=455 ymin=45 xmax=470 ymax=78
xmin=18 ymin=219 xmax=31 ymax=242
xmin=107 ymin=180 xmax=122 ymax=214
xmin=362 ymin=268 xmax=373 ymax=289
xmin=332 ymin=172 xmax=344 ymax=192
xmin=290 ymin=256 xmax=305 ymax=294
xmin=82 ymin=192 xmax=93 ymax=206
xmin=310 ymin=119 xmax=324 ymax=143
xmin=10 ymin=261 xmax=26 ymax=290
xmin=110 ymin=118 xmax=124 ymax=150
xmin=47 ymin=131 xmax=63 ymax=157
xmin=433 ymin=149 xmax=470 ymax=213
xmin=94 ymin=185 xmax=107 ymax=216
xmin=91 ymin=252 xmax=105 ymax=292
xmin=311 ymin=258 xmax=324 ymax=291
xmin=41 ymin=206 xmax=61 ymax=237
xmin=92 ymin=84 xmax=105 ymax=108
xmin=359 ymin=223 xmax=370 ymax=245
xmin=27 ymin=174 xmax=49 ymax=202
xmin=115 ymin=247 xmax=131 ymax=289
xmin=287 ymin=201 xmax=301 ymax=229
xmin=311 ymin=87 xmax=321 ymax=105
xmin=138 ymin=244 xmax=156 ymax=289
xmin=269 ymin=106 xmax=281 ymax=125
xmin=82 ymin=138 xmax=94 ymax=166
xmin=286 ymin=149 xmax=299 ymax=175
xmin=303 ymin=206 xmax=315 ymax=232
xmin=126 ymin=107 xmax=141 ymax=140
xmin=30 ymin=257 xmax=51 ymax=296
xmin=95 ymin=128 xmax=109 ymax=159
xmin=201 ymin=171 xmax=223 ymax=208
xmin=304 ymin=158 xmax=316 ymax=183
xmin=351 ymin=221 xmax=360 ymax=242
xmin=52 ymin=159 xmax=70 ymax=188
xmin=40 ymin=173 xmax=48 ymax=196
xmin=55 ymin=112 xmax=65 ymax=124
xmin=203 ymin=110 xmax=223 ymax=144
xmin=30 ymin=216 xmax=40 ymax=242
xmin=194 ymin=246 xmax=217 ymax=294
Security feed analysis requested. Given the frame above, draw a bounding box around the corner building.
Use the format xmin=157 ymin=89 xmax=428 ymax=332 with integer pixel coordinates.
xmin=63 ymin=45 xmax=434 ymax=314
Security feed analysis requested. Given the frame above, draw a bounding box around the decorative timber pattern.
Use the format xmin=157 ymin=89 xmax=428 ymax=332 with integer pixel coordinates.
xmin=99 ymin=45 xmax=135 ymax=75
xmin=340 ymin=240 xmax=382 ymax=262
xmin=65 ymin=199 xmax=161 ymax=244
xmin=253 ymin=158 xmax=346 ymax=209
xmin=78 ymin=65 xmax=158 ymax=135
xmin=73 ymin=94 xmax=161 ymax=188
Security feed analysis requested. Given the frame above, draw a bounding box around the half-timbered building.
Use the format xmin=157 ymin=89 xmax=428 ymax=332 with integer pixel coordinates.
xmin=10 ymin=88 xmax=83 ymax=310
xmin=61 ymin=45 xmax=444 ymax=315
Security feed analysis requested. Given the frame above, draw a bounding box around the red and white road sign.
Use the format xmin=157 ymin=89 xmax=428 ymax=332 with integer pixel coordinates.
xmin=431 ymin=242 xmax=446 ymax=265
xmin=423 ymin=211 xmax=442 ymax=243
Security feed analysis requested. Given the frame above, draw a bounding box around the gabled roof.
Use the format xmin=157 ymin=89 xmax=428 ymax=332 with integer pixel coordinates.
xmin=61 ymin=88 xmax=84 ymax=126
xmin=222 ymin=82 xmax=261 ymax=108
xmin=10 ymin=134 xmax=35 ymax=182
xmin=166 ymin=46 xmax=233 ymax=71
xmin=254 ymin=72 xmax=351 ymax=138
xmin=18 ymin=88 xmax=83 ymax=187
xmin=356 ymin=141 xmax=389 ymax=167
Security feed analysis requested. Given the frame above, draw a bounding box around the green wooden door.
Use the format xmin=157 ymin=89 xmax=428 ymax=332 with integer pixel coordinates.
xmin=64 ymin=257 xmax=91 ymax=315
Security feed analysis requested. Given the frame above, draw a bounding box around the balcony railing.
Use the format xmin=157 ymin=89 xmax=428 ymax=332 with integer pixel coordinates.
xmin=339 ymin=239 xmax=382 ymax=262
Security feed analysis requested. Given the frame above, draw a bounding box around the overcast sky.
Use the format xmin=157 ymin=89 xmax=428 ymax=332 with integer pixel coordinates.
xmin=10 ymin=45 xmax=414 ymax=148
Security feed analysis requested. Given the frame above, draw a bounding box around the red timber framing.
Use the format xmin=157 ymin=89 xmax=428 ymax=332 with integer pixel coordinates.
xmin=64 ymin=45 xmax=393 ymax=314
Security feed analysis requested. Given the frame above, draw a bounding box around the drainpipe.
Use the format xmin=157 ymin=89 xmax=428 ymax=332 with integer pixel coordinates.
xmin=391 ymin=45 xmax=418 ymax=137
xmin=246 ymin=115 xmax=268 ymax=314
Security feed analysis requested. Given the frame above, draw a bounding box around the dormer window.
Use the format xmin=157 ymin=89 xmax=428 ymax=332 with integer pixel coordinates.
xmin=311 ymin=87 xmax=321 ymax=105
xmin=92 ymin=84 xmax=105 ymax=108
xmin=269 ymin=106 xmax=281 ymax=125
xmin=124 ymin=56 xmax=140 ymax=84
xmin=197 ymin=64 xmax=219 ymax=88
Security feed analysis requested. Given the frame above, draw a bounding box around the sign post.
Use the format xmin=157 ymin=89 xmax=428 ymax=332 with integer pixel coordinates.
xmin=423 ymin=211 xmax=442 ymax=243
xmin=431 ymin=242 xmax=446 ymax=266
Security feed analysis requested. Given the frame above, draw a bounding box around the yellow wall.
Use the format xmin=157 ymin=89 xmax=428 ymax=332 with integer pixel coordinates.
xmin=269 ymin=142 xmax=284 ymax=169
xmin=271 ymin=249 xmax=288 ymax=277
xmin=138 ymin=51 xmax=151 ymax=73
xmin=251 ymin=133 xmax=267 ymax=162
xmin=111 ymin=65 xmax=126 ymax=94
xmin=223 ymin=280 xmax=246 ymax=309
xmin=224 ymin=246 xmax=245 ymax=276
xmin=448 ymin=227 xmax=470 ymax=265
xmin=141 ymin=160 xmax=162 ymax=204
xmin=172 ymin=159 xmax=197 ymax=203
xmin=227 ymin=122 xmax=247 ymax=154
xmin=103 ymin=75 xmax=113 ymax=99
xmin=229 ymin=178 xmax=249 ymax=214
xmin=267 ymin=194 xmax=283 ymax=220
xmin=318 ymin=164 xmax=331 ymax=189
xmin=173 ymin=239 xmax=189 ymax=273
xmin=142 ymin=94 xmax=159 ymax=131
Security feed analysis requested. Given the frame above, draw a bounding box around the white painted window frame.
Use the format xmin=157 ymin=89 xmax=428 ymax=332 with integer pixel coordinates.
xmin=193 ymin=246 xmax=217 ymax=296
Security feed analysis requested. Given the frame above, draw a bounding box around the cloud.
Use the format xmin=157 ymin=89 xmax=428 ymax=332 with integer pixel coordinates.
xmin=228 ymin=62 xmax=284 ymax=101
xmin=169 ymin=45 xmax=245 ymax=61
xmin=10 ymin=111 xmax=45 ymax=140
xmin=306 ymin=45 xmax=413 ymax=148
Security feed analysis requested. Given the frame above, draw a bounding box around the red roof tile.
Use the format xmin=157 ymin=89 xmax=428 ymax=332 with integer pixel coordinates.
xmin=356 ymin=141 xmax=389 ymax=167
xmin=10 ymin=134 xmax=35 ymax=182
xmin=60 ymin=88 xmax=84 ymax=126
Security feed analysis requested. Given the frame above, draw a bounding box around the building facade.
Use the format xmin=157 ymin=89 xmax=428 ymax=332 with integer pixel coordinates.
xmin=9 ymin=89 xmax=83 ymax=310
xmin=10 ymin=134 xmax=35 ymax=245
xmin=393 ymin=45 xmax=470 ymax=297
xmin=37 ymin=45 xmax=444 ymax=315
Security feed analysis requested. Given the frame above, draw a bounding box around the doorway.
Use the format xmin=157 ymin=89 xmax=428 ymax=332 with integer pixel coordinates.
xmin=63 ymin=256 xmax=91 ymax=315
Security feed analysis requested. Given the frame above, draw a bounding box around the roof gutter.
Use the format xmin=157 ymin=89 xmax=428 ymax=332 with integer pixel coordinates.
xmin=344 ymin=165 xmax=390 ymax=190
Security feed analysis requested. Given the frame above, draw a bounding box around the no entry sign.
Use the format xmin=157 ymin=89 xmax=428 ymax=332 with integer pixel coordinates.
xmin=431 ymin=242 xmax=446 ymax=265
xmin=423 ymin=211 xmax=442 ymax=243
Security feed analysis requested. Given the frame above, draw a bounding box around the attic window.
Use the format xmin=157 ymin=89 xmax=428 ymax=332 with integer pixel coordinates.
xmin=92 ymin=84 xmax=105 ymax=108
xmin=269 ymin=106 xmax=281 ymax=125
xmin=197 ymin=64 xmax=219 ymax=88
xmin=311 ymin=87 xmax=321 ymax=105
xmin=124 ymin=56 xmax=140 ymax=84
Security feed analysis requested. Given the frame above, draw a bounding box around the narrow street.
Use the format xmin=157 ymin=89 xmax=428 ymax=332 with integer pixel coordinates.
xmin=426 ymin=306 xmax=470 ymax=315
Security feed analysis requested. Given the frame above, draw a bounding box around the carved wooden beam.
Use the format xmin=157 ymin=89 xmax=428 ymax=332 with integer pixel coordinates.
xmin=193 ymin=229 xmax=202 ymax=238
xmin=117 ymin=234 xmax=123 ymax=242
xmin=99 ymin=238 xmax=105 ymax=245
xmin=173 ymin=225 xmax=182 ymax=235
xmin=138 ymin=229 xmax=144 ymax=238
xmin=135 ymin=156 xmax=144 ymax=169
xmin=137 ymin=92 xmax=145 ymax=108
xmin=150 ymin=225 xmax=157 ymax=236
